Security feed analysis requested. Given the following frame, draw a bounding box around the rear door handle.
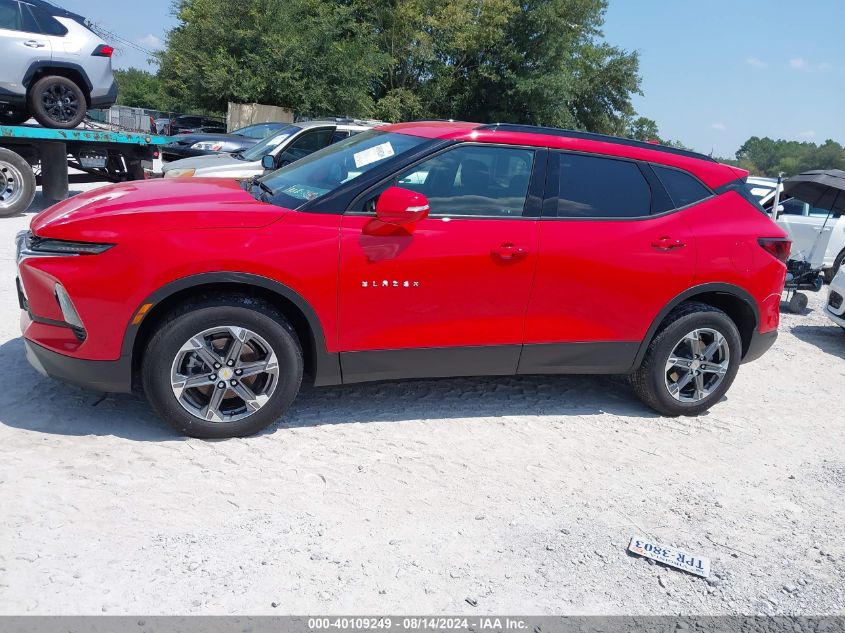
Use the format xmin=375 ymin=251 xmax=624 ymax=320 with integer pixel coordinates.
xmin=651 ymin=236 xmax=686 ymax=251
xmin=24 ymin=40 xmax=46 ymax=48
xmin=492 ymin=242 xmax=528 ymax=260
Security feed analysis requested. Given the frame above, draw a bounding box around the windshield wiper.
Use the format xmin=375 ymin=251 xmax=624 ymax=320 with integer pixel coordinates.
xmin=249 ymin=176 xmax=275 ymax=201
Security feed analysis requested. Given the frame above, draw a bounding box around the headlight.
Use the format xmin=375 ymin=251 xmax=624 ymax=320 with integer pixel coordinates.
xmin=191 ymin=141 xmax=235 ymax=151
xmin=164 ymin=168 xmax=196 ymax=178
xmin=27 ymin=236 xmax=114 ymax=255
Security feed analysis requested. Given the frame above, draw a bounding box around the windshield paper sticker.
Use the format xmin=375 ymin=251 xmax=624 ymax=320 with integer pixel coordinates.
xmin=353 ymin=142 xmax=395 ymax=168
xmin=281 ymin=184 xmax=329 ymax=201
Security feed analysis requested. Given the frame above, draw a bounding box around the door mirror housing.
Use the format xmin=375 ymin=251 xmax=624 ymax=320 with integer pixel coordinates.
xmin=375 ymin=187 xmax=430 ymax=225
xmin=261 ymin=155 xmax=275 ymax=171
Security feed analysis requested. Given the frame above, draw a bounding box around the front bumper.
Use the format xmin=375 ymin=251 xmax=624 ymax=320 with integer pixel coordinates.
xmin=825 ymin=280 xmax=845 ymax=328
xmin=24 ymin=338 xmax=132 ymax=393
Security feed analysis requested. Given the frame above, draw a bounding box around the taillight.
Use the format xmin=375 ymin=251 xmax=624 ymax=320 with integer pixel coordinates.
xmin=758 ymin=237 xmax=791 ymax=263
xmin=92 ymin=44 xmax=114 ymax=57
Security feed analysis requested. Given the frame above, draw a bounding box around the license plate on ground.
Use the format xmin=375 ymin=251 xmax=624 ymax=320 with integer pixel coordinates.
xmin=628 ymin=535 xmax=711 ymax=578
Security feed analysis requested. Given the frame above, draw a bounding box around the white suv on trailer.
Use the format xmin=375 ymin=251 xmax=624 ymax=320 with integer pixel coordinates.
xmin=0 ymin=0 xmax=117 ymax=129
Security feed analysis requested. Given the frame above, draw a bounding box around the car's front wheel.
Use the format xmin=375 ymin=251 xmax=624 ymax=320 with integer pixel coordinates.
xmin=631 ymin=302 xmax=742 ymax=416
xmin=28 ymin=75 xmax=87 ymax=129
xmin=142 ymin=297 xmax=303 ymax=438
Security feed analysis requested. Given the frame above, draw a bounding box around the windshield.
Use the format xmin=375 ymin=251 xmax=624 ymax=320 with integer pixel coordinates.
xmin=258 ymin=130 xmax=428 ymax=208
xmin=240 ymin=125 xmax=301 ymax=161
xmin=235 ymin=123 xmax=286 ymax=139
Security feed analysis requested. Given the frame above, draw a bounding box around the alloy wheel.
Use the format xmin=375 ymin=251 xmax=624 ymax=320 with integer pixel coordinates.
xmin=0 ymin=160 xmax=25 ymax=212
xmin=41 ymin=83 xmax=80 ymax=123
xmin=170 ymin=326 xmax=280 ymax=423
xmin=664 ymin=328 xmax=730 ymax=403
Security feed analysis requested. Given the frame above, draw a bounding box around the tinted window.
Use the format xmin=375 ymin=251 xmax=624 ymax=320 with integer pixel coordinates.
xmin=780 ymin=198 xmax=806 ymax=216
xmin=362 ymin=145 xmax=534 ymax=217
xmin=281 ymin=128 xmax=334 ymax=162
xmin=0 ymin=0 xmax=20 ymax=30
xmin=557 ymin=153 xmax=651 ymax=218
xmin=21 ymin=3 xmax=67 ymax=35
xmin=653 ymin=165 xmax=711 ymax=208
xmin=331 ymin=130 xmax=350 ymax=143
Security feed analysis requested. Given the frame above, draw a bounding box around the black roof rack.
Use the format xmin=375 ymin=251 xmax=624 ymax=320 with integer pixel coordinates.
xmin=477 ymin=123 xmax=717 ymax=163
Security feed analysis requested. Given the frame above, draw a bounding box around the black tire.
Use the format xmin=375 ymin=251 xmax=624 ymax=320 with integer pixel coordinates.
xmin=631 ymin=301 xmax=742 ymax=417
xmin=823 ymin=250 xmax=845 ymax=284
xmin=142 ymin=296 xmax=303 ymax=438
xmin=28 ymin=75 xmax=87 ymax=129
xmin=788 ymin=292 xmax=808 ymax=313
xmin=0 ymin=147 xmax=36 ymax=216
xmin=0 ymin=107 xmax=30 ymax=125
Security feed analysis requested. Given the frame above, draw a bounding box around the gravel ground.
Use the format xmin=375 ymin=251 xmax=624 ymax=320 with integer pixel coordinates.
xmin=1 ymin=182 xmax=844 ymax=615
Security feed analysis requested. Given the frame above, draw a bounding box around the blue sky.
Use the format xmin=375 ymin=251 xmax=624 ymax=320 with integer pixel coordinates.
xmin=63 ymin=0 xmax=844 ymax=158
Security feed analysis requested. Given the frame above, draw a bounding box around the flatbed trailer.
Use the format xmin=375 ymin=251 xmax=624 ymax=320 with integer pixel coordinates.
xmin=0 ymin=124 xmax=169 ymax=217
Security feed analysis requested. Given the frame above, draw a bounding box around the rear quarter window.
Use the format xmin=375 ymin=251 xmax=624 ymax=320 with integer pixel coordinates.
xmin=652 ymin=165 xmax=712 ymax=208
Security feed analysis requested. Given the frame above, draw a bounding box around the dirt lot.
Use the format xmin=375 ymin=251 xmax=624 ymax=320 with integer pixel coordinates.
xmin=1 ymin=183 xmax=844 ymax=615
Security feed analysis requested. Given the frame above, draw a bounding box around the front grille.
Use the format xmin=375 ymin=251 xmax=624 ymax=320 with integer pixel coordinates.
xmin=829 ymin=291 xmax=843 ymax=310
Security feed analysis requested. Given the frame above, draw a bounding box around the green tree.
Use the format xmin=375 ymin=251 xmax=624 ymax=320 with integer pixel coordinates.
xmin=736 ymin=136 xmax=845 ymax=176
xmin=114 ymin=68 xmax=166 ymax=110
xmin=159 ymin=0 xmax=641 ymax=131
xmin=625 ymin=116 xmax=660 ymax=141
xmin=158 ymin=0 xmax=384 ymax=117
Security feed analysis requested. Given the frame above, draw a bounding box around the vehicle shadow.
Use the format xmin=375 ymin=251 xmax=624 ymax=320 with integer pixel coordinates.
xmin=0 ymin=336 xmax=660 ymax=441
xmin=10 ymin=189 xmax=87 ymax=218
xmin=789 ymin=323 xmax=845 ymax=361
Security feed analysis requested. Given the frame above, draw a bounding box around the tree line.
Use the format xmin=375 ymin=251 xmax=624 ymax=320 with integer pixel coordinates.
xmin=114 ymin=0 xmax=841 ymax=176
xmin=118 ymin=0 xmax=642 ymax=133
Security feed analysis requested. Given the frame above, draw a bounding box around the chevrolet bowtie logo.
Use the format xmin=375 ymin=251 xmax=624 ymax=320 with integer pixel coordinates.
xmin=361 ymin=280 xmax=421 ymax=288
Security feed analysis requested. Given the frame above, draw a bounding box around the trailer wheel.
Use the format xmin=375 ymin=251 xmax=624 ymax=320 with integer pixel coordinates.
xmin=0 ymin=147 xmax=36 ymax=217
xmin=787 ymin=292 xmax=808 ymax=313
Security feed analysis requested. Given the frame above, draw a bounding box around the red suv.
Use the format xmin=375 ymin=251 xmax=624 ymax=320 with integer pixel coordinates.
xmin=16 ymin=121 xmax=789 ymax=438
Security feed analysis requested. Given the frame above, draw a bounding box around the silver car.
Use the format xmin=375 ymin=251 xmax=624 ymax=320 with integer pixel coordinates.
xmin=0 ymin=0 xmax=117 ymax=128
xmin=162 ymin=119 xmax=379 ymax=180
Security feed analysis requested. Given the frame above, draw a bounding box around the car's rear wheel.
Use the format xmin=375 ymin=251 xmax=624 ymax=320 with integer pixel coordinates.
xmin=29 ymin=75 xmax=87 ymax=129
xmin=142 ymin=298 xmax=303 ymax=438
xmin=0 ymin=147 xmax=36 ymax=216
xmin=631 ymin=302 xmax=741 ymax=416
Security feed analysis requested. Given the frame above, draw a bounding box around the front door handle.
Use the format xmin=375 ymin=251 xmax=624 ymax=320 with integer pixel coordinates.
xmin=651 ymin=236 xmax=686 ymax=251
xmin=492 ymin=243 xmax=528 ymax=260
xmin=24 ymin=40 xmax=46 ymax=48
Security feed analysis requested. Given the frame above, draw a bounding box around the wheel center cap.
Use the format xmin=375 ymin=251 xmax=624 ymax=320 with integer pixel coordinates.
xmin=690 ymin=359 xmax=701 ymax=371
xmin=219 ymin=367 xmax=234 ymax=380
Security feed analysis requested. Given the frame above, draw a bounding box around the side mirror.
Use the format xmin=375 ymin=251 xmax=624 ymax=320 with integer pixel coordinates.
xmin=775 ymin=204 xmax=784 ymax=218
xmin=375 ymin=187 xmax=430 ymax=225
xmin=261 ymin=155 xmax=275 ymax=171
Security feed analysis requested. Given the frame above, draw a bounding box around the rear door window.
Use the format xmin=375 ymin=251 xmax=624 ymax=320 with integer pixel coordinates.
xmin=21 ymin=3 xmax=67 ymax=35
xmin=556 ymin=153 xmax=651 ymax=218
xmin=652 ymin=165 xmax=712 ymax=208
xmin=0 ymin=0 xmax=21 ymax=30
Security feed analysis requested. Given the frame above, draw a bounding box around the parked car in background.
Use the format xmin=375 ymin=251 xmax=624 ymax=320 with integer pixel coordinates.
xmin=0 ymin=0 xmax=117 ymax=128
xmin=17 ymin=121 xmax=788 ymax=438
xmin=825 ymin=267 xmax=845 ymax=329
xmin=167 ymin=115 xmax=226 ymax=136
xmin=748 ymin=176 xmax=845 ymax=282
xmin=162 ymin=119 xmax=377 ymax=178
xmin=153 ymin=117 xmax=171 ymax=135
xmin=161 ymin=121 xmax=290 ymax=162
